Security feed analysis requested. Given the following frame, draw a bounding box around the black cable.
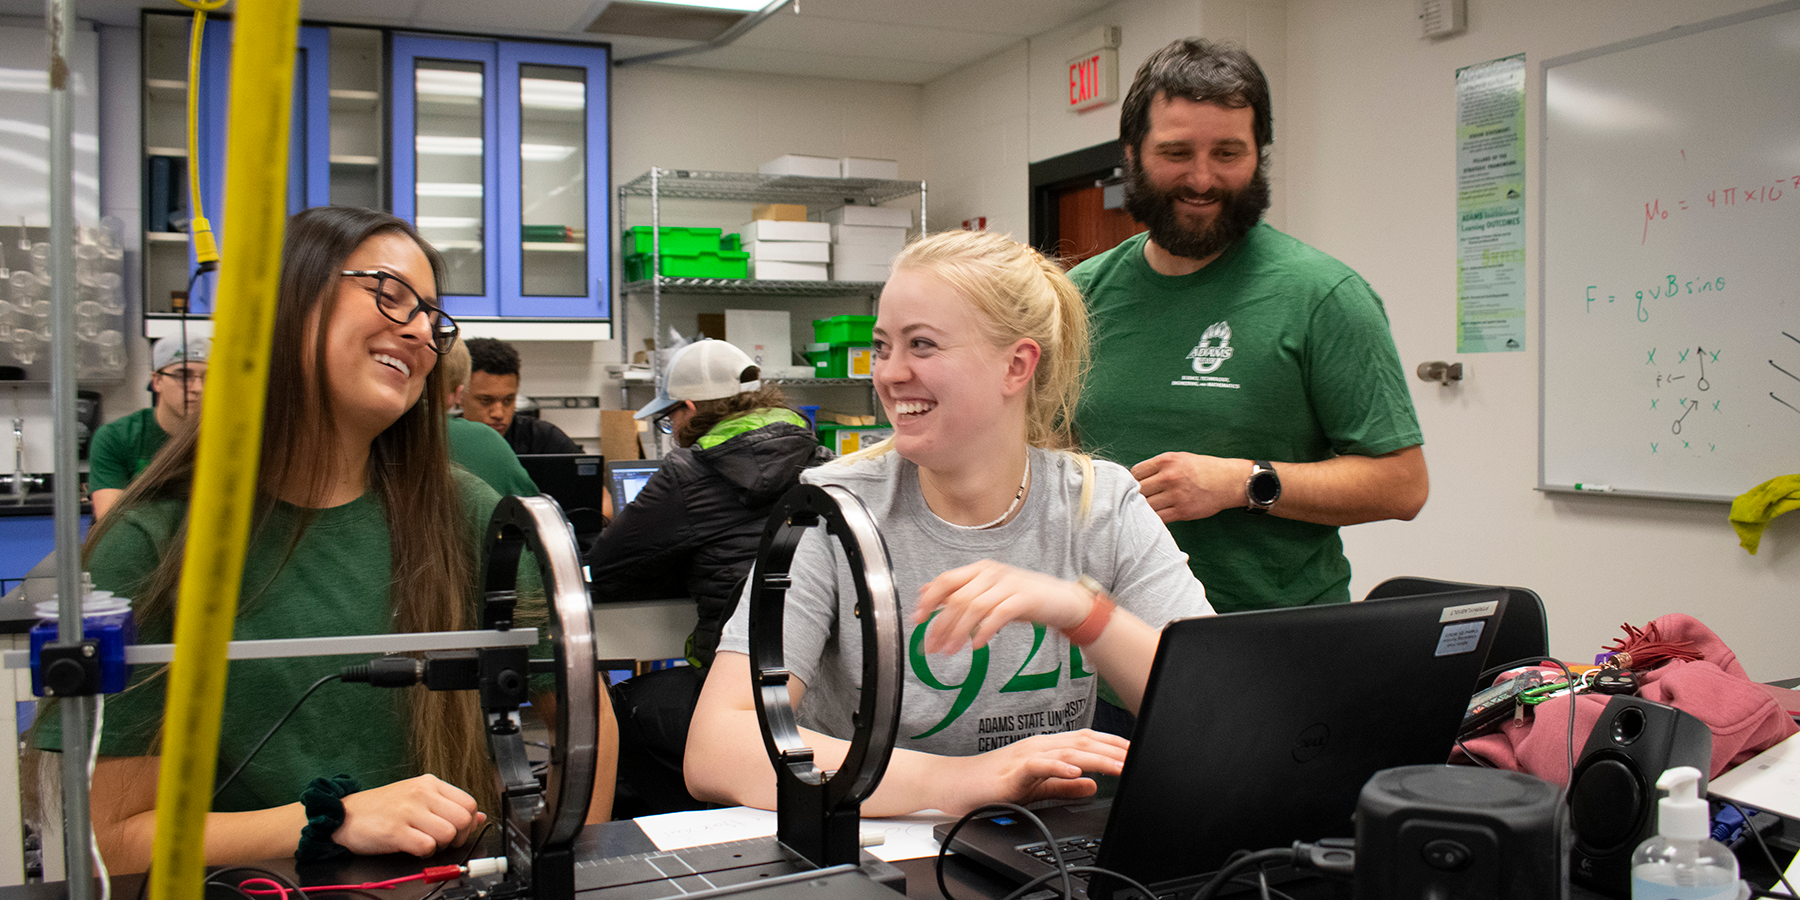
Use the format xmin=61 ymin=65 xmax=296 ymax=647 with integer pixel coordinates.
xmin=1715 ymin=797 xmax=1798 ymax=899
xmin=996 ymin=865 xmax=1159 ymax=900
xmin=935 ymin=804 xmax=1071 ymax=900
xmin=1189 ymin=848 xmax=1293 ymax=900
xmin=214 ymin=674 xmax=343 ymax=800
xmin=1468 ymin=655 xmax=1578 ymax=784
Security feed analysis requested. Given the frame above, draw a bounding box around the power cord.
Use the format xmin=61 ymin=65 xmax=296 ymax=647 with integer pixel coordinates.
xmin=934 ymin=803 xmax=1159 ymax=900
xmin=213 ymin=673 xmax=342 ymax=800
xmin=1186 ymin=839 xmax=1355 ymax=900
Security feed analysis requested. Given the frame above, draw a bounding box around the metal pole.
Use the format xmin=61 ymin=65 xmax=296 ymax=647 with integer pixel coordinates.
xmin=46 ymin=0 xmax=96 ymax=897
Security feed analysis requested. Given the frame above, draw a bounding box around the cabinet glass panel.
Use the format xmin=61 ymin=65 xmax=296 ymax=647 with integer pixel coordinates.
xmin=413 ymin=59 xmax=486 ymax=296
xmin=517 ymin=64 xmax=586 ymax=297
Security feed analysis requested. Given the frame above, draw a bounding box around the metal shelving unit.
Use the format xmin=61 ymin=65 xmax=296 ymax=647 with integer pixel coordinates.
xmin=615 ymin=168 xmax=925 ymax=445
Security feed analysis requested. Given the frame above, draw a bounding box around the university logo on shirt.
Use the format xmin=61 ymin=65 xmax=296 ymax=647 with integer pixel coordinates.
xmin=1187 ymin=321 xmax=1234 ymax=374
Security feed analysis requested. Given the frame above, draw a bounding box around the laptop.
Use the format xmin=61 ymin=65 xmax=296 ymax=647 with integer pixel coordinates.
xmin=518 ymin=453 xmax=607 ymax=514
xmin=938 ymin=588 xmax=1509 ymax=900
xmin=605 ymin=458 xmax=665 ymax=508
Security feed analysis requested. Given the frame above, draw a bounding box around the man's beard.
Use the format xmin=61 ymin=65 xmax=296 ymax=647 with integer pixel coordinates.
xmin=1122 ymin=156 xmax=1270 ymax=263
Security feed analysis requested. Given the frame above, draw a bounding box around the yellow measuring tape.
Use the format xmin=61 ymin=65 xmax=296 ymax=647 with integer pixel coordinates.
xmin=148 ymin=0 xmax=300 ymax=896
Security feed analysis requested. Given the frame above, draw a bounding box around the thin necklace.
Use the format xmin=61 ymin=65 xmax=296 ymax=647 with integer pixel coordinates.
xmin=940 ymin=455 xmax=1030 ymax=531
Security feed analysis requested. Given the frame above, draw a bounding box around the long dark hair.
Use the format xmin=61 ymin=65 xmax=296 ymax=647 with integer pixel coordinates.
xmin=80 ymin=206 xmax=493 ymax=810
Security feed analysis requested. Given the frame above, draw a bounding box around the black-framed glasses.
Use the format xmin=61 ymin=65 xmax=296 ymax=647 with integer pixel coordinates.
xmin=340 ymin=270 xmax=458 ymax=354
xmin=654 ymin=413 xmax=675 ymax=435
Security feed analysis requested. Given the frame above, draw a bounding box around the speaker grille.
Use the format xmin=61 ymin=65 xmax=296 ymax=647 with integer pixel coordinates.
xmin=1571 ymin=754 xmax=1647 ymax=853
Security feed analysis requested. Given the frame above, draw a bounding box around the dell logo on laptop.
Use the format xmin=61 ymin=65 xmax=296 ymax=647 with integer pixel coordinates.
xmin=1292 ymin=723 xmax=1331 ymax=762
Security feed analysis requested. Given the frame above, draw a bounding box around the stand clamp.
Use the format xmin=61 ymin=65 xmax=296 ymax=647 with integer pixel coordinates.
xmin=748 ymin=484 xmax=903 ymax=869
xmin=479 ymin=494 xmax=599 ymax=900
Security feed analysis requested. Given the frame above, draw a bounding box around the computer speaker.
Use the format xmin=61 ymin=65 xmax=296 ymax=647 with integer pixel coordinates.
xmin=1355 ymin=764 xmax=1569 ymax=900
xmin=1567 ymin=695 xmax=1713 ymax=898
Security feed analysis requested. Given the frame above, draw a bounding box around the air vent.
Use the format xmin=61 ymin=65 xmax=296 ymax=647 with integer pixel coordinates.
xmin=586 ymin=2 xmax=746 ymax=41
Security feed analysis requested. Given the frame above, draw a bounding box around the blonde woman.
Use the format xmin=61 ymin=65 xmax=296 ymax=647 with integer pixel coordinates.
xmin=685 ymin=231 xmax=1211 ymax=817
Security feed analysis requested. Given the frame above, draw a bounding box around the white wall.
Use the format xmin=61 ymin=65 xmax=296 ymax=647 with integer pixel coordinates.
xmin=923 ymin=0 xmax=1799 ymax=678
xmin=1284 ymin=0 xmax=1799 ymax=679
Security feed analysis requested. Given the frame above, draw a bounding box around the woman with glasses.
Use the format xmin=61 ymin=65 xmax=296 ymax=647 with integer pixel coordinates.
xmin=34 ymin=206 xmax=616 ymax=872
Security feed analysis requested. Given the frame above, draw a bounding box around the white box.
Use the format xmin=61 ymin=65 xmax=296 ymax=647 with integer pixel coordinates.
xmin=833 ymin=243 xmax=895 ymax=269
xmin=725 ymin=309 xmax=791 ymax=370
xmin=748 ymin=240 xmax=830 ymax=263
xmin=840 ymin=157 xmax=899 ymax=180
xmin=823 ymin=205 xmax=913 ymax=229
xmin=831 ymin=223 xmax=908 ymax=251
xmin=737 ymin=220 xmax=832 ymax=243
xmin=833 ymin=262 xmax=893 ymax=283
xmin=759 ymin=154 xmax=840 ymax=178
xmin=749 ymin=260 xmax=830 ymax=282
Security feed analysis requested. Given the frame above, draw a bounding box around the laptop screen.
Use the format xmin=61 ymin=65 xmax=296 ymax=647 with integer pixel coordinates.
xmin=606 ymin=459 xmax=665 ymax=508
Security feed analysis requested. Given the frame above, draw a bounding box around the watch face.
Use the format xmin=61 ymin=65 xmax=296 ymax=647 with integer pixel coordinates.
xmin=1249 ymin=469 xmax=1280 ymax=506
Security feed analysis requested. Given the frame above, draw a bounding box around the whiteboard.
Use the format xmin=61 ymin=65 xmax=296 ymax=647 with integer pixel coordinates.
xmin=1538 ymin=2 xmax=1800 ymax=502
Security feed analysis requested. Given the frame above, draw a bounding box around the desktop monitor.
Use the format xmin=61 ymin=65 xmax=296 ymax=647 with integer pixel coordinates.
xmin=517 ymin=453 xmax=607 ymax=515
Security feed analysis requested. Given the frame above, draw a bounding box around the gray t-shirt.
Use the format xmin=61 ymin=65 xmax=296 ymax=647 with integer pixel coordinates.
xmin=715 ymin=446 xmax=1212 ymax=757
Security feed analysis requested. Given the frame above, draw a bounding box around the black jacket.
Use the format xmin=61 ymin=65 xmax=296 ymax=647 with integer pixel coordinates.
xmin=587 ymin=418 xmax=830 ymax=666
xmin=503 ymin=414 xmax=581 ymax=455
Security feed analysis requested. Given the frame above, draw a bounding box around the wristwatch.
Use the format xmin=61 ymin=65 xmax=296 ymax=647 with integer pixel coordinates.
xmin=1245 ymin=460 xmax=1280 ymax=514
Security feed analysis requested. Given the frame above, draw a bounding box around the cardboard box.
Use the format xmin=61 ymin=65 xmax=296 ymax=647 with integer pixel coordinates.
xmin=840 ymin=157 xmax=900 ymax=180
xmin=749 ymin=260 xmax=829 ymax=281
xmin=831 ymin=223 xmax=908 ymax=251
xmin=760 ymin=154 xmax=840 ymax=178
xmin=696 ymin=313 xmax=726 ymax=340
xmin=726 ymin=309 xmax=791 ymax=370
xmin=737 ymin=220 xmax=832 ymax=243
xmin=833 ymin=243 xmax=895 ymax=269
xmin=751 ymin=203 xmax=808 ymax=222
xmin=823 ymin=205 xmax=913 ymax=229
xmin=748 ymin=240 xmax=830 ymax=263
xmin=833 ymin=262 xmax=893 ymax=284
xmin=600 ymin=410 xmax=643 ymax=462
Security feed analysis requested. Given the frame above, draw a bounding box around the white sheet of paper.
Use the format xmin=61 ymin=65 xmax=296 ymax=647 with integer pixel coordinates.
xmin=632 ymin=808 xmax=950 ymax=862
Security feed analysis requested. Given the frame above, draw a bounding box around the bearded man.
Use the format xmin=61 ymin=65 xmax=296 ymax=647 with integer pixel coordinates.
xmin=1070 ymin=38 xmax=1428 ymax=613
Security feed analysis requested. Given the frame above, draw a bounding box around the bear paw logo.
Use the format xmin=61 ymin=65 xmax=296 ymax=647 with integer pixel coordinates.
xmin=1187 ymin=321 xmax=1234 ymax=375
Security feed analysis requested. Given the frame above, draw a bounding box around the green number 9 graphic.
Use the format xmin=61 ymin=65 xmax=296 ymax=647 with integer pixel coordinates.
xmin=908 ymin=612 xmax=987 ymax=740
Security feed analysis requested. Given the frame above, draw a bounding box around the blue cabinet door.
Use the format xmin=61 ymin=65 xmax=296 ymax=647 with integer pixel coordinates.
xmin=391 ymin=35 xmax=502 ymax=318
xmin=496 ymin=41 xmax=610 ymax=319
xmin=189 ymin=23 xmax=331 ymax=314
xmin=393 ymin=35 xmax=610 ymax=320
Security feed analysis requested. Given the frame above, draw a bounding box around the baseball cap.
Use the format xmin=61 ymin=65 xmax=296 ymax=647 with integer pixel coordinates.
xmin=152 ymin=335 xmax=211 ymax=373
xmin=633 ymin=339 xmax=762 ymax=420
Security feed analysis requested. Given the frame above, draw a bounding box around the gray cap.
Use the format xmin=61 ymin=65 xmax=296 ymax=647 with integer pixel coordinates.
xmin=152 ymin=335 xmax=210 ymax=372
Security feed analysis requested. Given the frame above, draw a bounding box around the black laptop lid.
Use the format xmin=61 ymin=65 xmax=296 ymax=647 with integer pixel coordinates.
xmin=518 ymin=453 xmax=606 ymax=512
xmin=1090 ymin=588 xmax=1508 ymax=898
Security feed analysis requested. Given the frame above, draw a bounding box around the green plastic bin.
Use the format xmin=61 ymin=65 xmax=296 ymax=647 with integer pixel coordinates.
xmin=621 ymin=226 xmax=725 ymax=257
xmin=624 ymin=248 xmax=750 ymax=281
xmin=813 ymin=315 xmax=877 ymax=347
xmin=816 ymin=423 xmax=893 ymax=455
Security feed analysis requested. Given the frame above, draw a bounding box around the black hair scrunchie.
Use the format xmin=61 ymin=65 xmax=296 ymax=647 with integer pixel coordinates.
xmin=295 ymin=774 xmax=361 ymax=862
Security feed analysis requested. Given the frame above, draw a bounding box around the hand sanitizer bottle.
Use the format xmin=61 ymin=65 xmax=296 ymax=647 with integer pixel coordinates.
xmin=1631 ymin=766 xmax=1743 ymax=900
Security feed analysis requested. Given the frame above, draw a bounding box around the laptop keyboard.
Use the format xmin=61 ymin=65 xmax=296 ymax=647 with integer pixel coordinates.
xmin=1023 ymin=835 xmax=1102 ymax=867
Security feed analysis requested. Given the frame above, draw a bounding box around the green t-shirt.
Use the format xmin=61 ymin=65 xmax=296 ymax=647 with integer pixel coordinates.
xmin=1070 ymin=224 xmax=1423 ymax=612
xmin=34 ymin=469 xmax=545 ymax=813
xmin=87 ymin=408 xmax=168 ymax=492
xmin=447 ymin=415 xmax=539 ymax=497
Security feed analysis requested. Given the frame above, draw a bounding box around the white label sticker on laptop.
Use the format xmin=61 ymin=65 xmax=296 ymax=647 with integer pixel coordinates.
xmin=1439 ymin=600 xmax=1499 ymax=623
xmin=1435 ymin=621 xmax=1486 ymax=656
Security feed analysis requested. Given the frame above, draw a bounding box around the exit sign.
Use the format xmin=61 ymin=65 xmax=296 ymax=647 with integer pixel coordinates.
xmin=1067 ymin=48 xmax=1117 ymax=112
